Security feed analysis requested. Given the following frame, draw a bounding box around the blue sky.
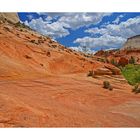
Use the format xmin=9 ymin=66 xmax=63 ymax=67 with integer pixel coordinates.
xmin=18 ymin=12 xmax=140 ymax=52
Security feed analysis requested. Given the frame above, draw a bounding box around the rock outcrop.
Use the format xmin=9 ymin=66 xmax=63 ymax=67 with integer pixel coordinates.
xmin=118 ymin=57 xmax=129 ymax=67
xmin=94 ymin=68 xmax=112 ymax=75
xmin=123 ymin=35 xmax=140 ymax=50
xmin=0 ymin=13 xmax=19 ymax=23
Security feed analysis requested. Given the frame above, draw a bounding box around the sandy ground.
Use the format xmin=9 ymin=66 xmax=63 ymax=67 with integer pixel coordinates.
xmin=0 ymin=74 xmax=140 ymax=127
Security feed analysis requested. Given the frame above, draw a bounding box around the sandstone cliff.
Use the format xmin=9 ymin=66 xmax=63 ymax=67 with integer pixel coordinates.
xmin=0 ymin=13 xmax=19 ymax=23
xmin=123 ymin=35 xmax=140 ymax=50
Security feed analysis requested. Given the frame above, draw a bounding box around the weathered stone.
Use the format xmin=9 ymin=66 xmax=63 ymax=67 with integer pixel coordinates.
xmin=118 ymin=57 xmax=129 ymax=66
xmin=94 ymin=68 xmax=112 ymax=75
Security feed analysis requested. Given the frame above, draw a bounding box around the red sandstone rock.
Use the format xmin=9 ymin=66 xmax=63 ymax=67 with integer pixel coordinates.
xmin=118 ymin=57 xmax=129 ymax=66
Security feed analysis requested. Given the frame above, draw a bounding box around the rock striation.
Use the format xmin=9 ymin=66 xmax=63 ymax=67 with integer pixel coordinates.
xmin=123 ymin=35 xmax=140 ymax=50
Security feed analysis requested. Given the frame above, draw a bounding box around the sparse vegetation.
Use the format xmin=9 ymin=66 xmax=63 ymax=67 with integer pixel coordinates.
xmin=98 ymin=58 xmax=106 ymax=63
xmin=103 ymin=81 xmax=113 ymax=90
xmin=87 ymin=70 xmax=94 ymax=77
xmin=110 ymin=58 xmax=118 ymax=66
xmin=38 ymin=39 xmax=44 ymax=44
xmin=15 ymin=22 xmax=32 ymax=30
xmin=52 ymin=44 xmax=57 ymax=48
xmin=129 ymin=56 xmax=135 ymax=64
xmin=30 ymin=39 xmax=38 ymax=44
xmin=121 ymin=64 xmax=140 ymax=85
xmin=132 ymin=84 xmax=140 ymax=94
xmin=103 ymin=81 xmax=110 ymax=89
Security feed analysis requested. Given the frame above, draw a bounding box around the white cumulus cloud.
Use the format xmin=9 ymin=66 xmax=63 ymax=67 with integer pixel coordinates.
xmin=85 ymin=16 xmax=140 ymax=38
xmin=74 ymin=35 xmax=126 ymax=49
xmin=75 ymin=16 xmax=140 ymax=50
xmin=24 ymin=13 xmax=111 ymax=39
xmin=25 ymin=17 xmax=70 ymax=38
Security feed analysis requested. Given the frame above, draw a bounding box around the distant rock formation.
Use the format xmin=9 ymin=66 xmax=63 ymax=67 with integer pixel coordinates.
xmin=0 ymin=13 xmax=19 ymax=23
xmin=123 ymin=35 xmax=140 ymax=50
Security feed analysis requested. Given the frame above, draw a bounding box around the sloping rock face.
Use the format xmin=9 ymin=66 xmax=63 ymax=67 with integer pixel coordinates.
xmin=0 ymin=13 xmax=19 ymax=23
xmin=0 ymin=16 xmax=120 ymax=79
xmin=104 ymin=65 xmax=121 ymax=75
xmin=94 ymin=68 xmax=112 ymax=75
xmin=123 ymin=35 xmax=140 ymax=50
xmin=94 ymin=64 xmax=121 ymax=76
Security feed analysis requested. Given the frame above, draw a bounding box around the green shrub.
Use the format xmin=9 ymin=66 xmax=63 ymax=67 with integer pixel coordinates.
xmin=103 ymin=81 xmax=113 ymax=91
xmin=121 ymin=64 xmax=140 ymax=85
xmin=103 ymin=81 xmax=110 ymax=89
xmin=110 ymin=59 xmax=118 ymax=66
xmin=129 ymin=56 xmax=135 ymax=64
xmin=132 ymin=84 xmax=140 ymax=94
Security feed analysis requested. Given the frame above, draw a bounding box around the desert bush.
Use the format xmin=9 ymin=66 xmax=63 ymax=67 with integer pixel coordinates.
xmin=30 ymin=39 xmax=36 ymax=44
xmin=38 ymin=39 xmax=44 ymax=44
xmin=99 ymin=58 xmax=106 ymax=63
xmin=103 ymin=81 xmax=113 ymax=90
xmin=103 ymin=81 xmax=110 ymax=89
xmin=51 ymin=44 xmax=57 ymax=48
xmin=110 ymin=59 xmax=118 ymax=66
xmin=129 ymin=56 xmax=135 ymax=64
xmin=132 ymin=84 xmax=140 ymax=94
xmin=121 ymin=64 xmax=140 ymax=85
xmin=87 ymin=70 xmax=94 ymax=77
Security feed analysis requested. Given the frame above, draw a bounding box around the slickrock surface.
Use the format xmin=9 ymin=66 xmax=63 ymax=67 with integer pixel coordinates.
xmin=0 ymin=16 xmax=140 ymax=127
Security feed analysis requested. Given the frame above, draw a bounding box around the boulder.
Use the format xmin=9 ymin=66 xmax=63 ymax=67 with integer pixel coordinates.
xmin=94 ymin=67 xmax=112 ymax=75
xmin=105 ymin=65 xmax=121 ymax=75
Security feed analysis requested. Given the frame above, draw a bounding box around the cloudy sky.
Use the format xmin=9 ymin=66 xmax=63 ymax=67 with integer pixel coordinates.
xmin=18 ymin=12 xmax=140 ymax=52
